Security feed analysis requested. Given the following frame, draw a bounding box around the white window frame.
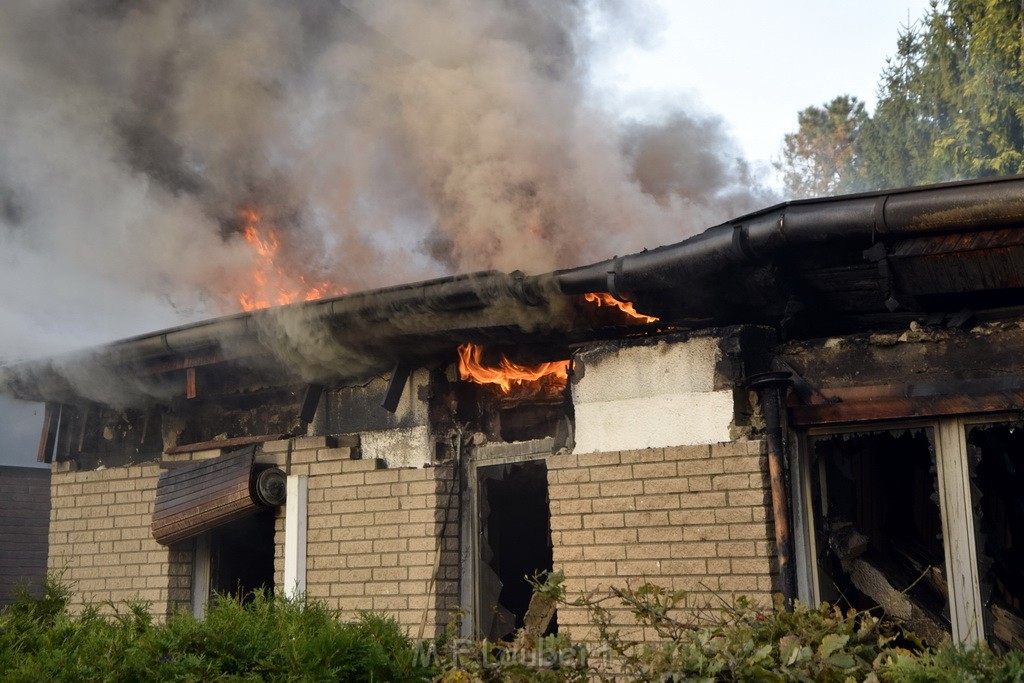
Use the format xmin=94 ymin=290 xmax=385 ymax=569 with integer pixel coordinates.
xmin=191 ymin=533 xmax=212 ymax=619
xmin=283 ymin=474 xmax=309 ymax=600
xmin=792 ymin=415 xmax=1014 ymax=644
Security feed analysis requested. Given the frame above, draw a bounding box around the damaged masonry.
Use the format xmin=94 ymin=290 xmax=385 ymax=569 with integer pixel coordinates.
xmin=6 ymin=176 xmax=1024 ymax=647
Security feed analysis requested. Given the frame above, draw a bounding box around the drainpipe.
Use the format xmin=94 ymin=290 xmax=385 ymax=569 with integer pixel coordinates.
xmin=746 ymin=371 xmax=796 ymax=612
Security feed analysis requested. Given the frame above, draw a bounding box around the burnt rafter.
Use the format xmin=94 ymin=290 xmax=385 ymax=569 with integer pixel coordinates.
xmin=863 ymin=241 xmax=917 ymax=313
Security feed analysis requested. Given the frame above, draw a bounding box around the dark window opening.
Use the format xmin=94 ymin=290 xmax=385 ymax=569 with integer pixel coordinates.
xmin=209 ymin=508 xmax=276 ymax=602
xmin=52 ymin=403 xmax=164 ymax=468
xmin=496 ymin=398 xmax=571 ymax=444
xmin=810 ymin=428 xmax=950 ymax=629
xmin=168 ymin=385 xmax=307 ymax=449
xmin=451 ymin=383 xmax=571 ymax=445
xmin=967 ymin=422 xmax=1024 ymax=650
xmin=477 ymin=460 xmax=555 ymax=641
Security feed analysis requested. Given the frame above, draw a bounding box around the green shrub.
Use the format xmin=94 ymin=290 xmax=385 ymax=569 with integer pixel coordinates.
xmin=8 ymin=573 xmax=1024 ymax=682
xmin=579 ymin=584 xmax=900 ymax=682
xmin=429 ymin=571 xmax=1024 ymax=683
xmin=880 ymin=641 xmax=1024 ymax=683
xmin=0 ymin=577 xmax=432 ymax=682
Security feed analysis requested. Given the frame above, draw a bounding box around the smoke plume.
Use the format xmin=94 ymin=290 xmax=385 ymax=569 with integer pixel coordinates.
xmin=0 ymin=0 xmax=773 ymax=361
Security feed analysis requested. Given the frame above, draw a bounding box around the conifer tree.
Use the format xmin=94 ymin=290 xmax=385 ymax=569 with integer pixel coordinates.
xmin=778 ymin=0 xmax=1024 ymax=196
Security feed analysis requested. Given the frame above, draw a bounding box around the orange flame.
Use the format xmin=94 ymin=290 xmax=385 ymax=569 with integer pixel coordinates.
xmin=236 ymin=208 xmax=346 ymax=311
xmin=582 ymin=292 xmax=658 ymax=323
xmin=457 ymin=343 xmax=569 ymax=394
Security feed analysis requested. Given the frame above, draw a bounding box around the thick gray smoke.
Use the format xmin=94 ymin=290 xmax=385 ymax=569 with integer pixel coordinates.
xmin=0 ymin=0 xmax=773 ymax=361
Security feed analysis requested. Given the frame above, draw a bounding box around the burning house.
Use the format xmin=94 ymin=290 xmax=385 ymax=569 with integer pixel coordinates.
xmin=5 ymin=175 xmax=1024 ymax=647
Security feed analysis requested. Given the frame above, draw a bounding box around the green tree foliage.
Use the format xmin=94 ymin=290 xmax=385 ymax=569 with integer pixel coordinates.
xmin=778 ymin=96 xmax=869 ymax=197
xmin=779 ymin=0 xmax=1024 ymax=197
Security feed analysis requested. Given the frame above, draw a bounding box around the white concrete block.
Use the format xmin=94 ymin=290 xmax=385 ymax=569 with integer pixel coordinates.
xmin=573 ymin=337 xmax=721 ymax=403
xmin=361 ymin=425 xmax=432 ymax=468
xmin=573 ymin=392 xmax=734 ymax=453
xmin=572 ymin=337 xmax=735 ymax=454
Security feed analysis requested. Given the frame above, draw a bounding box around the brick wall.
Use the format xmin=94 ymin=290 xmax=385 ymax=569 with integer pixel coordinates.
xmin=48 ymin=462 xmax=191 ymax=616
xmin=46 ymin=438 xmax=458 ymax=635
xmin=266 ymin=438 xmax=460 ymax=639
xmin=43 ymin=435 xmax=774 ymax=641
xmin=547 ymin=440 xmax=775 ymax=637
xmin=0 ymin=466 xmax=50 ymax=605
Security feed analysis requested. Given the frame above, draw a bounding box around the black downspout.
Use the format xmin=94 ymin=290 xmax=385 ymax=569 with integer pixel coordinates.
xmin=746 ymin=371 xmax=796 ymax=612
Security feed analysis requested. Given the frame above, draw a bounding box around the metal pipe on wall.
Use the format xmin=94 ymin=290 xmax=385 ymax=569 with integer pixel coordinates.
xmin=746 ymin=371 xmax=797 ymax=611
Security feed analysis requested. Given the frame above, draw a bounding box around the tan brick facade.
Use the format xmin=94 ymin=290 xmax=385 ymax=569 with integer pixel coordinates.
xmin=48 ymin=462 xmax=191 ymax=616
xmin=279 ymin=438 xmax=459 ymax=638
xmin=547 ymin=440 xmax=776 ymax=637
xmin=46 ymin=436 xmax=775 ymax=641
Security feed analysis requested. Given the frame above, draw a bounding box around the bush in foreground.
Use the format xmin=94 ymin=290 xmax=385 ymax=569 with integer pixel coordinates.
xmin=6 ymin=573 xmax=1024 ymax=681
xmin=0 ymin=575 xmax=431 ymax=682
xmin=433 ymin=573 xmax=1024 ymax=682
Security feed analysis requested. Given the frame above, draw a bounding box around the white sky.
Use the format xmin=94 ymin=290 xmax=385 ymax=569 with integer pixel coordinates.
xmin=593 ymin=0 xmax=935 ymax=187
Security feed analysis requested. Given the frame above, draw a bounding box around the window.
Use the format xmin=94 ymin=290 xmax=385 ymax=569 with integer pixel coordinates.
xmin=965 ymin=421 xmax=1024 ymax=649
xmin=191 ymin=508 xmax=276 ymax=618
xmin=805 ymin=427 xmax=950 ymax=643
xmin=460 ymin=443 xmax=555 ymax=641
xmin=794 ymin=417 xmax=1009 ymax=645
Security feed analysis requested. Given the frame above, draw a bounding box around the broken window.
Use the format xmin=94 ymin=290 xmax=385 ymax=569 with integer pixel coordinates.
xmin=193 ymin=508 xmax=276 ymax=617
xmin=809 ymin=427 xmax=951 ymax=642
xmin=474 ymin=459 xmax=554 ymax=641
xmin=210 ymin=507 xmax=277 ymax=599
xmin=966 ymin=421 xmax=1024 ymax=650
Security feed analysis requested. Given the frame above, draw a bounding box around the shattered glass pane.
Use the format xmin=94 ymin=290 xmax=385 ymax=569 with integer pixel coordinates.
xmin=967 ymin=422 xmax=1024 ymax=650
xmin=809 ymin=428 xmax=951 ymax=641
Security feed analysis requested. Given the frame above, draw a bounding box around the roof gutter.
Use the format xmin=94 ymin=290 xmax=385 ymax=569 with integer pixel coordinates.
xmin=554 ymin=175 xmax=1024 ymax=296
xmin=0 ymin=269 xmax=553 ymax=404
xmin=50 ymin=269 xmax=547 ymax=364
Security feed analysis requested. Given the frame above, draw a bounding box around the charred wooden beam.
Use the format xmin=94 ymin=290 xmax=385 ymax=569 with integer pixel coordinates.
xmin=381 ymin=361 xmax=413 ymax=413
xmin=299 ymin=384 xmax=324 ymax=424
xmin=992 ymin=604 xmax=1024 ymax=650
xmin=163 ymin=433 xmax=287 ymax=457
xmin=791 ymin=390 xmax=1024 ymax=426
xmin=162 ymin=433 xmax=356 ymax=460
xmin=800 ymin=376 xmax=1024 ymax=405
xmin=848 ymin=557 xmax=949 ymax=645
xmin=186 ymin=367 xmax=197 ymax=400
xmin=36 ymin=404 xmax=58 ymax=464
